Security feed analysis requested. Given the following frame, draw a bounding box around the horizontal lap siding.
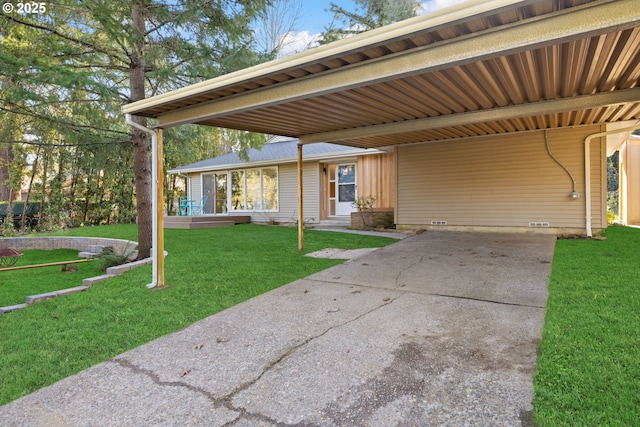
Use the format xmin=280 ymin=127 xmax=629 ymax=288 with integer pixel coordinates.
xmin=188 ymin=174 xmax=201 ymax=200
xmin=397 ymin=126 xmax=606 ymax=230
xmin=274 ymin=162 xmax=320 ymax=223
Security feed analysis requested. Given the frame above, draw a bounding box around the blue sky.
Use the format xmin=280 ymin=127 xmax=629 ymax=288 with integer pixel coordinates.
xmin=294 ymin=0 xmax=467 ymax=34
xmin=295 ymin=0 xmax=358 ymax=34
xmin=278 ymin=0 xmax=466 ymax=56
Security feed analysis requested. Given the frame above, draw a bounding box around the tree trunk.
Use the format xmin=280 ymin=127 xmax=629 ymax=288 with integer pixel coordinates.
xmin=0 ymin=72 xmax=18 ymax=202
xmin=129 ymin=0 xmax=152 ymax=259
xmin=21 ymin=148 xmax=40 ymax=233
xmin=0 ymin=144 xmax=14 ymax=201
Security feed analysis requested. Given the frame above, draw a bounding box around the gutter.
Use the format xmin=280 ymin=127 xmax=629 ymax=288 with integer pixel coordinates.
xmin=125 ymin=114 xmax=160 ymax=289
xmin=584 ymin=121 xmax=640 ymax=237
xmin=122 ymin=0 xmax=526 ymax=117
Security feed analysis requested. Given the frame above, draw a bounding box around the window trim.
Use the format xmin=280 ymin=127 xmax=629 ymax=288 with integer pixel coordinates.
xmin=230 ymin=166 xmax=279 ymax=212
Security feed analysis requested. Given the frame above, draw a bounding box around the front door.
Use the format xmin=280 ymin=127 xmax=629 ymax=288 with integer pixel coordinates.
xmin=336 ymin=163 xmax=356 ymax=216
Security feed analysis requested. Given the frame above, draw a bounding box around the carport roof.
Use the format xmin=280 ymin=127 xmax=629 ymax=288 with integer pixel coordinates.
xmin=123 ymin=0 xmax=640 ymax=149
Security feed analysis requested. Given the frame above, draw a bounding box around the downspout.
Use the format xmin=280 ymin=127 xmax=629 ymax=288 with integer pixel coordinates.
xmin=125 ymin=114 xmax=160 ymax=288
xmin=583 ymin=121 xmax=640 ymax=237
xmin=297 ymin=143 xmax=304 ymax=250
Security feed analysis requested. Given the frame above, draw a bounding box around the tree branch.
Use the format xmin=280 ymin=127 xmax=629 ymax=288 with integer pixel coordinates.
xmin=4 ymin=14 xmax=127 ymax=66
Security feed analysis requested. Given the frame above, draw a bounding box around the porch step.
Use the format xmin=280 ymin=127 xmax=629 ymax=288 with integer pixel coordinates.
xmin=164 ymin=215 xmax=250 ymax=229
xmin=311 ymin=218 xmax=351 ymax=228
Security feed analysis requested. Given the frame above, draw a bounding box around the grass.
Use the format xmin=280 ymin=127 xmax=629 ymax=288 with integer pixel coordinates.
xmin=0 ymin=250 xmax=103 ymax=307
xmin=3 ymin=223 xmax=638 ymax=421
xmin=0 ymin=224 xmax=395 ymax=405
xmin=534 ymin=225 xmax=640 ymax=426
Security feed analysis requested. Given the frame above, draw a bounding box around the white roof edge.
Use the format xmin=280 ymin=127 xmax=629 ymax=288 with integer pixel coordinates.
xmin=167 ymin=147 xmax=382 ymax=174
xmin=123 ymin=0 xmax=528 ymax=116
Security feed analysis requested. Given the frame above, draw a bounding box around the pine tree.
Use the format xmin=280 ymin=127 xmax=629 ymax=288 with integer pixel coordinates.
xmin=0 ymin=0 xmax=267 ymax=257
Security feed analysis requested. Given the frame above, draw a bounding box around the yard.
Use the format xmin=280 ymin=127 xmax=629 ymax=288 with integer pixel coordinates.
xmin=0 ymin=224 xmax=638 ymax=426
xmin=534 ymin=225 xmax=640 ymax=426
xmin=0 ymin=224 xmax=395 ymax=405
xmin=0 ymin=249 xmax=103 ymax=307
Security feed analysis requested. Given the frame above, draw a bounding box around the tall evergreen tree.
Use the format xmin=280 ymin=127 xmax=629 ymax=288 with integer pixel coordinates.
xmin=0 ymin=0 xmax=267 ymax=257
xmin=322 ymin=0 xmax=419 ymax=43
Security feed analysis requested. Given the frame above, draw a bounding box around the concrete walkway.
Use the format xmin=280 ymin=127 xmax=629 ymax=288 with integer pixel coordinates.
xmin=0 ymin=231 xmax=556 ymax=426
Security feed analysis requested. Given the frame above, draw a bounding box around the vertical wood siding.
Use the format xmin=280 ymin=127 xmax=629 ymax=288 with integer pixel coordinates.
xmin=620 ymin=140 xmax=640 ymax=225
xmin=396 ymin=126 xmax=606 ymax=231
xmin=357 ymin=153 xmax=395 ymax=208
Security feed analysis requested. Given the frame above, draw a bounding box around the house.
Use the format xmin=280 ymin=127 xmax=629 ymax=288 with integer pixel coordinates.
xmin=123 ymin=0 xmax=640 ymax=285
xmin=168 ymin=135 xmax=394 ymax=226
xmin=618 ymin=133 xmax=640 ymax=226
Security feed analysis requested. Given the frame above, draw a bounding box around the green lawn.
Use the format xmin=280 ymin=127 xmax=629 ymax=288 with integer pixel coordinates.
xmin=2 ymin=224 xmax=638 ymax=422
xmin=0 ymin=224 xmax=395 ymax=405
xmin=534 ymin=226 xmax=640 ymax=426
xmin=0 ymin=249 xmax=103 ymax=306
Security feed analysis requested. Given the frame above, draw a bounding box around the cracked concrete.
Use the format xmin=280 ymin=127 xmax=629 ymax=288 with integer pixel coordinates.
xmin=0 ymin=231 xmax=555 ymax=426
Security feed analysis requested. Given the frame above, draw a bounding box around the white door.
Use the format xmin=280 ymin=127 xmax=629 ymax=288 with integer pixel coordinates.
xmin=336 ymin=163 xmax=356 ymax=216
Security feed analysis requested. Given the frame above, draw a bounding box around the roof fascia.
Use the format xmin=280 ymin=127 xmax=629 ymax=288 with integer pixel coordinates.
xmin=168 ymin=147 xmax=381 ymax=174
xmin=153 ymin=0 xmax=639 ymax=130
xmin=122 ymin=0 xmax=527 ymax=117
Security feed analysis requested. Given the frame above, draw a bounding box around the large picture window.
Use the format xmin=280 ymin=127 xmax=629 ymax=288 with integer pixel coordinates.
xmin=231 ymin=171 xmax=245 ymax=211
xmin=231 ymin=167 xmax=278 ymax=211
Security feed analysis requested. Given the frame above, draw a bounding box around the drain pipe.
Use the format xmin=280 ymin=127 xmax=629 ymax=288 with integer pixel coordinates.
xmin=125 ymin=114 xmax=160 ymax=289
xmin=584 ymin=121 xmax=640 ymax=237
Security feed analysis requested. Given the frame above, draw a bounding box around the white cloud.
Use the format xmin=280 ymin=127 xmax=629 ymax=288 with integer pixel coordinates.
xmin=419 ymin=0 xmax=468 ymax=14
xmin=277 ymin=30 xmax=323 ymax=58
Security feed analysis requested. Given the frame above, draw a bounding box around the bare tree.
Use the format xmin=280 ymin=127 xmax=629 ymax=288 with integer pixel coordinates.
xmin=254 ymin=0 xmax=305 ymax=57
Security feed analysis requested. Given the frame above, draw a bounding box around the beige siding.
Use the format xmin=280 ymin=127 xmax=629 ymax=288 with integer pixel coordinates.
xmin=187 ymin=173 xmax=201 ymax=200
xmin=272 ymin=162 xmax=320 ymax=224
xmin=397 ymin=126 xmax=606 ymax=233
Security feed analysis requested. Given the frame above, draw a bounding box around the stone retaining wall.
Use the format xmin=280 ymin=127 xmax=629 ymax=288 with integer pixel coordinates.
xmin=350 ymin=208 xmax=395 ymax=229
xmin=0 ymin=236 xmax=149 ymax=315
xmin=0 ymin=237 xmax=137 ymax=254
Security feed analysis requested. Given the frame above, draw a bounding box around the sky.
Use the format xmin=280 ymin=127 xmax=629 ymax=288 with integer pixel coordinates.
xmin=277 ymin=0 xmax=467 ymax=57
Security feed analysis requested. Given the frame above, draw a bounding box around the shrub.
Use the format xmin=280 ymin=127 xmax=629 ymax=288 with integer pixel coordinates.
xmin=97 ymin=245 xmax=137 ymax=272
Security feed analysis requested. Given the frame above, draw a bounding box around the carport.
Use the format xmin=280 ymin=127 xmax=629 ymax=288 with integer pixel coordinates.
xmin=123 ymin=0 xmax=640 ymax=288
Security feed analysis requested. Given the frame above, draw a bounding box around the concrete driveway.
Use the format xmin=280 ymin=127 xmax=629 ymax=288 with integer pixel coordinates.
xmin=0 ymin=231 xmax=555 ymax=426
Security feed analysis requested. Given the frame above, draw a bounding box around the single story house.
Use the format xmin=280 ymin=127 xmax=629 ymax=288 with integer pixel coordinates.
xmin=618 ymin=133 xmax=640 ymax=226
xmin=123 ymin=0 xmax=640 ymax=284
xmin=168 ymin=135 xmax=394 ymax=225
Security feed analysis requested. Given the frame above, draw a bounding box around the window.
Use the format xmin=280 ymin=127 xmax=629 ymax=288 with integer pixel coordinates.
xmin=231 ymin=167 xmax=278 ymax=211
xmin=246 ymin=169 xmax=261 ymax=210
xmin=231 ymin=171 xmax=245 ymax=211
xmin=262 ymin=167 xmax=278 ymax=210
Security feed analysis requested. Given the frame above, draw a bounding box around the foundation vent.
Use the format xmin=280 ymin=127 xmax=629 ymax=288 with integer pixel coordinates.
xmin=529 ymin=221 xmax=550 ymax=228
xmin=431 ymin=220 xmax=447 ymax=226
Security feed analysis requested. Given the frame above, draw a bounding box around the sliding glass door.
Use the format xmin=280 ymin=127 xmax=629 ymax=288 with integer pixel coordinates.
xmin=202 ymin=173 xmax=228 ymax=214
